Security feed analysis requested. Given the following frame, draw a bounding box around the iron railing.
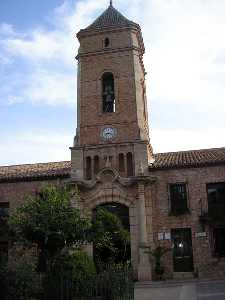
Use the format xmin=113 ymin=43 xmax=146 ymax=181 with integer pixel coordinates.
xmin=42 ymin=265 xmax=134 ymax=300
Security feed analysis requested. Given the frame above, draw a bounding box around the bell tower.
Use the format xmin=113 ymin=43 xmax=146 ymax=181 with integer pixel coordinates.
xmin=71 ymin=2 xmax=154 ymax=180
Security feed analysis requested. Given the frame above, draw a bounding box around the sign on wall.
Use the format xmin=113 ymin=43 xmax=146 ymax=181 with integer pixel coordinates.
xmin=158 ymin=232 xmax=171 ymax=241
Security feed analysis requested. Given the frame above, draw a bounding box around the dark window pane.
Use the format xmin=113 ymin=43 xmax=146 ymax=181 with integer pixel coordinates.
xmin=102 ymin=73 xmax=115 ymax=113
xmin=104 ymin=37 xmax=110 ymax=47
xmin=118 ymin=153 xmax=125 ymax=172
xmin=0 ymin=202 xmax=9 ymax=217
xmin=126 ymin=152 xmax=133 ymax=177
xmin=214 ymin=228 xmax=225 ymax=257
xmin=94 ymin=156 xmax=100 ymax=175
xmin=86 ymin=157 xmax=92 ymax=180
xmin=207 ymin=182 xmax=225 ymax=219
xmin=170 ymin=184 xmax=188 ymax=215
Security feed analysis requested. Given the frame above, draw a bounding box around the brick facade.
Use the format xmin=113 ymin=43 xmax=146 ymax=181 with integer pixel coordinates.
xmin=0 ymin=3 xmax=225 ymax=281
xmin=149 ymin=165 xmax=225 ymax=279
xmin=0 ymin=178 xmax=67 ymax=212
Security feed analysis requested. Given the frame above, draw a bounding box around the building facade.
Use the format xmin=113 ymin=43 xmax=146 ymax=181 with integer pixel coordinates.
xmin=1 ymin=3 xmax=225 ymax=281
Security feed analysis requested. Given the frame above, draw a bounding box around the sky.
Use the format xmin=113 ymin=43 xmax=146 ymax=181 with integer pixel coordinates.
xmin=0 ymin=0 xmax=225 ymax=166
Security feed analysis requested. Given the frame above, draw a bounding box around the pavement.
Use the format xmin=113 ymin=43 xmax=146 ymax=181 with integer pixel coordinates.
xmin=197 ymin=280 xmax=225 ymax=300
xmin=134 ymin=279 xmax=225 ymax=300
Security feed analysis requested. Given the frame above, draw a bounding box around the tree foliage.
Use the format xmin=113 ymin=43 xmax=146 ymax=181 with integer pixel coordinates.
xmin=92 ymin=208 xmax=130 ymax=265
xmin=0 ymin=245 xmax=42 ymax=300
xmin=9 ymin=184 xmax=91 ymax=268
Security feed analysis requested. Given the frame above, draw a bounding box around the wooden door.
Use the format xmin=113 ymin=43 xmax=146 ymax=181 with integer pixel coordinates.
xmin=171 ymin=228 xmax=194 ymax=272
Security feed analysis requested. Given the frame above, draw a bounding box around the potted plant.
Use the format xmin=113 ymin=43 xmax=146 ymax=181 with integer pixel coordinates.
xmin=145 ymin=246 xmax=171 ymax=280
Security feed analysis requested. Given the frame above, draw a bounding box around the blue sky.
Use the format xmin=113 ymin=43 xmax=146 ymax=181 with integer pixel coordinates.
xmin=0 ymin=0 xmax=225 ymax=165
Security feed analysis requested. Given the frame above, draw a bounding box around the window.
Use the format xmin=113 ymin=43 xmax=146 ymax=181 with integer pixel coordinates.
xmin=104 ymin=37 xmax=110 ymax=48
xmin=86 ymin=157 xmax=92 ymax=180
xmin=102 ymin=72 xmax=115 ymax=113
xmin=94 ymin=156 xmax=100 ymax=175
xmin=207 ymin=182 xmax=225 ymax=219
xmin=118 ymin=153 xmax=125 ymax=172
xmin=169 ymin=183 xmax=189 ymax=215
xmin=213 ymin=228 xmax=225 ymax=257
xmin=0 ymin=202 xmax=9 ymax=217
xmin=126 ymin=152 xmax=134 ymax=177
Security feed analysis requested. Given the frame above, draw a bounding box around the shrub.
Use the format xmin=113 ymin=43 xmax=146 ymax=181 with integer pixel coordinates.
xmin=2 ymin=245 xmax=42 ymax=300
xmin=44 ymin=249 xmax=96 ymax=299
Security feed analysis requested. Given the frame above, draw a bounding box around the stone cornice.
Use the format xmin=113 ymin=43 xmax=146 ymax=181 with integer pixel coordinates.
xmin=69 ymin=167 xmax=157 ymax=190
xmin=76 ymin=46 xmax=142 ymax=60
xmin=77 ymin=24 xmax=140 ymax=40
xmin=70 ymin=140 xmax=149 ymax=151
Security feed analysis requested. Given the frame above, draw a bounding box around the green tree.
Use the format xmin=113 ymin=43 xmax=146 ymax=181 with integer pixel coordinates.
xmin=92 ymin=208 xmax=130 ymax=266
xmin=9 ymin=184 xmax=91 ymax=271
xmin=0 ymin=245 xmax=42 ymax=300
xmin=44 ymin=248 xmax=96 ymax=299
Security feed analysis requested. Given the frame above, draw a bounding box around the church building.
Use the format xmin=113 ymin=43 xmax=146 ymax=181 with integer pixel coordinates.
xmin=1 ymin=2 xmax=225 ymax=281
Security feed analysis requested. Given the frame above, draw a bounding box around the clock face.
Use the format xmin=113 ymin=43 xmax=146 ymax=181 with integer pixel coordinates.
xmin=101 ymin=127 xmax=117 ymax=140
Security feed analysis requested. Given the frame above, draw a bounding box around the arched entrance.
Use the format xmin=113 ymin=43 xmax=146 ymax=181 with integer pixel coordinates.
xmin=93 ymin=202 xmax=131 ymax=265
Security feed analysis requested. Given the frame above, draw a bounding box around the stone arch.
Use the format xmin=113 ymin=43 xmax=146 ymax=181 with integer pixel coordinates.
xmin=98 ymin=68 xmax=119 ymax=81
xmin=86 ymin=187 xmax=134 ymax=210
xmin=93 ymin=201 xmax=131 ymax=264
xmin=97 ymin=69 xmax=119 ymax=113
xmin=85 ymin=186 xmax=138 ymax=274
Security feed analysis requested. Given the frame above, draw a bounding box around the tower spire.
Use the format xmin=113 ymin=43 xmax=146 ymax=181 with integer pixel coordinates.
xmin=110 ymin=0 xmax=113 ymax=6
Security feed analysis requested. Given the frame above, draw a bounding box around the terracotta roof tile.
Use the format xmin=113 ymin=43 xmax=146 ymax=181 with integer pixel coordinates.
xmin=0 ymin=161 xmax=71 ymax=182
xmin=150 ymin=147 xmax=225 ymax=170
xmin=0 ymin=147 xmax=225 ymax=182
xmin=82 ymin=4 xmax=137 ymax=32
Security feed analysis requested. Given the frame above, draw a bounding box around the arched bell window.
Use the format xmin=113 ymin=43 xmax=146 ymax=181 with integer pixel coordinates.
xmin=102 ymin=72 xmax=115 ymax=113
xmin=104 ymin=37 xmax=110 ymax=48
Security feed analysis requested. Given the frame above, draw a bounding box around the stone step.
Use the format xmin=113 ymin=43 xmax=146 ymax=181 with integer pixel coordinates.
xmin=135 ymin=281 xmax=197 ymax=300
xmin=173 ymin=272 xmax=194 ymax=280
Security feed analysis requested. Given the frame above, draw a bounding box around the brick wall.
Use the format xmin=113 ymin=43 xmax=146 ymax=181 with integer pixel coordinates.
xmin=0 ymin=178 xmax=66 ymax=212
xmin=149 ymin=165 xmax=225 ymax=278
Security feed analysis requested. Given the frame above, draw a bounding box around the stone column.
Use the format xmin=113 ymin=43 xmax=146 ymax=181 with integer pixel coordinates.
xmin=137 ymin=182 xmax=152 ymax=281
xmin=71 ymin=146 xmax=84 ymax=180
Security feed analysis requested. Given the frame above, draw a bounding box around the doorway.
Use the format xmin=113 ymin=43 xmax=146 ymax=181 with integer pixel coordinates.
xmin=93 ymin=202 xmax=131 ymax=265
xmin=171 ymin=228 xmax=194 ymax=272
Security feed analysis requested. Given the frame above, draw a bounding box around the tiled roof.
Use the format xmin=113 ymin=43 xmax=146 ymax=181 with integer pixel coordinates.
xmin=150 ymin=147 xmax=225 ymax=170
xmin=0 ymin=161 xmax=71 ymax=182
xmin=83 ymin=4 xmax=137 ymax=31
xmin=0 ymin=147 xmax=225 ymax=182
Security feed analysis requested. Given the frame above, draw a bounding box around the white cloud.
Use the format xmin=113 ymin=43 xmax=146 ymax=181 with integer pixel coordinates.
xmin=1 ymin=0 xmax=225 ymax=109
xmin=133 ymin=0 xmax=225 ymax=115
xmin=0 ymin=23 xmax=16 ymax=36
xmin=0 ymin=0 xmax=225 ymax=164
xmin=0 ymin=0 xmax=107 ymax=107
xmin=0 ymin=133 xmax=72 ymax=166
xmin=4 ymin=31 xmax=64 ymax=62
xmin=151 ymin=128 xmax=225 ymax=153
xmin=18 ymin=69 xmax=76 ymax=106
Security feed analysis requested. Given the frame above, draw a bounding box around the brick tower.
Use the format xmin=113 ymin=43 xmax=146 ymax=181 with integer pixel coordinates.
xmin=71 ymin=1 xmax=154 ymax=180
xmin=70 ymin=2 xmax=155 ymax=281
